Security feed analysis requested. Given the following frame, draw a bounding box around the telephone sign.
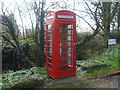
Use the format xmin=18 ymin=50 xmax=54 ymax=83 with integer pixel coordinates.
xmin=58 ymin=15 xmax=74 ymax=19
xmin=47 ymin=16 xmax=54 ymax=20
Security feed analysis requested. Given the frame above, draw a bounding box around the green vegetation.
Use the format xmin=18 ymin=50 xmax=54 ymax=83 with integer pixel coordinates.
xmin=51 ymin=45 xmax=119 ymax=88
xmin=1 ymin=44 xmax=119 ymax=89
xmin=77 ymin=33 xmax=105 ymax=60
xmin=77 ymin=44 xmax=119 ymax=74
xmin=1 ymin=67 xmax=49 ymax=89
xmin=1 ymin=1 xmax=120 ymax=89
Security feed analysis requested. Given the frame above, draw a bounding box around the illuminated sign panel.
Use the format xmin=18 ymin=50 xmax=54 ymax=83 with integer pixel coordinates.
xmin=47 ymin=16 xmax=54 ymax=20
xmin=58 ymin=15 xmax=74 ymax=19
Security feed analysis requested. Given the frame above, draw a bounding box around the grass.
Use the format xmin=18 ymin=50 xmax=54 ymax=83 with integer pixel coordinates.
xmin=0 ymin=74 xmax=2 ymax=89
xmin=1 ymin=67 xmax=49 ymax=89
xmin=51 ymin=44 xmax=119 ymax=88
xmin=1 ymin=44 xmax=119 ymax=89
xmin=77 ymin=44 xmax=119 ymax=74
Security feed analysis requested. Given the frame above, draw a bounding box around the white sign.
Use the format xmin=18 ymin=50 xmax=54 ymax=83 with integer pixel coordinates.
xmin=58 ymin=15 xmax=74 ymax=19
xmin=108 ymin=39 xmax=116 ymax=45
xmin=47 ymin=16 xmax=54 ymax=20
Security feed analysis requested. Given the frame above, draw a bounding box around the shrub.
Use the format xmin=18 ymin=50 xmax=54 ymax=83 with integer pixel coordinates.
xmin=77 ymin=32 xmax=105 ymax=60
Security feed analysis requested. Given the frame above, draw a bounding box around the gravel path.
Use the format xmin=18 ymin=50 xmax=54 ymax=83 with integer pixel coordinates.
xmin=84 ymin=76 xmax=119 ymax=88
xmin=49 ymin=75 xmax=120 ymax=88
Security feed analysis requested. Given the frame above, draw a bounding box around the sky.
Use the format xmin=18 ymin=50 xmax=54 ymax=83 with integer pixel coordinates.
xmin=0 ymin=0 xmax=97 ymax=33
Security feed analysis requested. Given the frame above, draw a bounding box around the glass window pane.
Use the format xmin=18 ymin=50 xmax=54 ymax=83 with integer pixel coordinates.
xmin=60 ymin=48 xmax=72 ymax=53
xmin=60 ymin=30 xmax=72 ymax=35
xmin=48 ymin=53 xmax=52 ymax=57
xmin=48 ymin=58 xmax=52 ymax=63
xmin=61 ymin=36 xmax=71 ymax=41
xmin=60 ymin=53 xmax=71 ymax=58
xmin=48 ymin=64 xmax=52 ymax=69
xmin=48 ymin=24 xmax=52 ymax=29
xmin=48 ymin=47 xmax=52 ymax=52
xmin=60 ymin=24 xmax=73 ymax=29
xmin=60 ymin=42 xmax=71 ymax=47
xmin=60 ymin=65 xmax=72 ymax=70
xmin=61 ymin=59 xmax=72 ymax=64
xmin=48 ymin=36 xmax=52 ymax=40
xmin=48 ymin=42 xmax=52 ymax=46
xmin=48 ymin=30 xmax=52 ymax=34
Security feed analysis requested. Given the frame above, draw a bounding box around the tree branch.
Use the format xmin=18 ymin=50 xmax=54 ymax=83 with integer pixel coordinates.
xmin=2 ymin=34 xmax=16 ymax=48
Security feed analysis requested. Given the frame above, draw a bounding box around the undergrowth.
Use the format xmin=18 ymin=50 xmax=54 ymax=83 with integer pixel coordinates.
xmin=1 ymin=44 xmax=119 ymax=89
xmin=77 ymin=44 xmax=119 ymax=74
xmin=1 ymin=67 xmax=49 ymax=89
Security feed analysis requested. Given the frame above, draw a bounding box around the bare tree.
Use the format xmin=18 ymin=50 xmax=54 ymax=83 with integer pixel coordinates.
xmin=23 ymin=0 xmax=62 ymax=66
xmin=39 ymin=1 xmax=46 ymax=65
xmin=73 ymin=1 xmax=119 ymax=46
xmin=1 ymin=15 xmax=34 ymax=67
xmin=99 ymin=2 xmax=119 ymax=43
xmin=117 ymin=2 xmax=120 ymax=42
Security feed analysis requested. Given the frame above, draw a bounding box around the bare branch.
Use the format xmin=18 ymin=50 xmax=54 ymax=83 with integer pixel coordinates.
xmin=2 ymin=34 xmax=16 ymax=48
xmin=15 ymin=1 xmax=25 ymax=38
xmin=76 ymin=14 xmax=95 ymax=31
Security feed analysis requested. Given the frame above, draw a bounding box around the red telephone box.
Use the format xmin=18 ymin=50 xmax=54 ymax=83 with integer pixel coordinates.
xmin=46 ymin=10 xmax=76 ymax=79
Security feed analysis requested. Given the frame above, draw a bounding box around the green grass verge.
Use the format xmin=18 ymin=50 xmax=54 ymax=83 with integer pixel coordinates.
xmin=2 ymin=44 xmax=119 ymax=89
xmin=1 ymin=67 xmax=49 ymax=89
xmin=77 ymin=44 xmax=119 ymax=74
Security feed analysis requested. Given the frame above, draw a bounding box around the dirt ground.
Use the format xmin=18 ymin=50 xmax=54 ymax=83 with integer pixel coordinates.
xmin=48 ymin=75 xmax=120 ymax=88
xmin=82 ymin=76 xmax=119 ymax=88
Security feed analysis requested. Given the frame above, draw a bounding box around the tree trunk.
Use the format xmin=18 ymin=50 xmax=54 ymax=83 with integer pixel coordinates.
xmin=103 ymin=25 xmax=110 ymax=48
xmin=101 ymin=2 xmax=111 ymax=47
xmin=39 ymin=1 xmax=45 ymax=66
xmin=117 ymin=3 xmax=120 ymax=43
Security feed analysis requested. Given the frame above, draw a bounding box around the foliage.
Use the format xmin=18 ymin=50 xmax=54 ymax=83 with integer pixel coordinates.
xmin=2 ymin=15 xmax=34 ymax=71
xmin=77 ymin=32 xmax=105 ymax=60
xmin=1 ymin=44 xmax=119 ymax=89
xmin=2 ymin=42 xmax=33 ymax=71
xmin=1 ymin=67 xmax=48 ymax=89
xmin=110 ymin=30 xmax=120 ymax=43
xmin=2 ymin=44 xmax=18 ymax=70
xmin=77 ymin=44 xmax=119 ymax=74
xmin=2 ymin=35 xmax=44 ymax=71
xmin=2 ymin=14 xmax=46 ymax=70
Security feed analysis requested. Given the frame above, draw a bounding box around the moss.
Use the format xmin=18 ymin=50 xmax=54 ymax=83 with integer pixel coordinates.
xmin=49 ymin=67 xmax=120 ymax=88
xmin=85 ymin=67 xmax=120 ymax=78
xmin=52 ymin=85 xmax=66 ymax=88
xmin=50 ymin=78 xmax=91 ymax=88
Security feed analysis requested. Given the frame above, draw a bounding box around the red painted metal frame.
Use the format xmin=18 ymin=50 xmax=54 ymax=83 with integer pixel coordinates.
xmin=46 ymin=10 xmax=76 ymax=79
